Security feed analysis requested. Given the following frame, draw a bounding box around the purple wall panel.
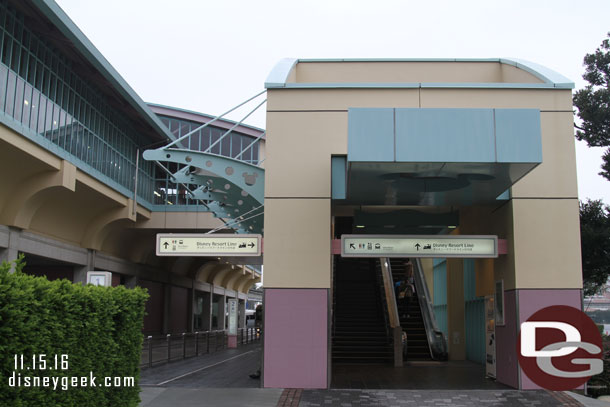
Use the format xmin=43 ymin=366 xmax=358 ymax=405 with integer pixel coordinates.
xmin=496 ymin=289 xmax=519 ymax=388
xmin=518 ymin=289 xmax=582 ymax=390
xmin=263 ymin=288 xmax=328 ymax=389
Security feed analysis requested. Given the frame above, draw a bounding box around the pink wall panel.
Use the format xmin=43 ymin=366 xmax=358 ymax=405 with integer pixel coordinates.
xmin=518 ymin=289 xmax=582 ymax=390
xmin=263 ymin=288 xmax=328 ymax=389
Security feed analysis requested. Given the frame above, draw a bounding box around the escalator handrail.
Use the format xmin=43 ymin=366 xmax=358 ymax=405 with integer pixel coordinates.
xmin=413 ymin=258 xmax=448 ymax=360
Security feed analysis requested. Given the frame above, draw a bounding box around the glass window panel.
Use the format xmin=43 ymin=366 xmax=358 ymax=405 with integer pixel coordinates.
xmin=9 ymin=39 xmax=18 ymax=71
xmin=223 ymin=133 xmax=230 ymax=157
xmin=64 ymin=115 xmax=72 ymax=151
xmin=27 ymin=53 xmax=35 ymax=84
xmin=169 ymin=119 xmax=179 ymax=136
xmin=5 ymin=70 xmax=15 ymax=116
xmin=37 ymin=94 xmax=46 ymax=135
xmin=19 ymin=47 xmax=27 ymax=77
xmin=230 ymin=134 xmax=242 ymax=158
xmin=30 ymin=88 xmax=40 ymax=132
xmin=51 ymin=104 xmax=60 ymax=144
xmin=1 ymin=36 xmax=10 ymax=66
xmin=210 ymin=128 xmax=220 ymax=154
xmin=252 ymin=143 xmax=259 ymax=163
xmin=0 ymin=64 xmax=7 ymax=110
xmin=21 ymin=83 xmax=32 ymax=127
xmin=241 ymin=138 xmax=252 ymax=162
xmin=202 ymin=127 xmax=211 ymax=151
xmin=13 ymin=76 xmax=23 ymax=121
xmin=35 ymin=61 xmax=43 ymax=88
xmin=58 ymin=109 xmax=66 ymax=149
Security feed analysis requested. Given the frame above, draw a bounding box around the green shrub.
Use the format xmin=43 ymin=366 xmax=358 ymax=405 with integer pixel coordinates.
xmin=0 ymin=256 xmax=148 ymax=407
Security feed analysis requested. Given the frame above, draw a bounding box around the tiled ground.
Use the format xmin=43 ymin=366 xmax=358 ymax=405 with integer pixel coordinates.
xmin=331 ymin=361 xmax=508 ymax=390
xmin=299 ymin=389 xmax=582 ymax=407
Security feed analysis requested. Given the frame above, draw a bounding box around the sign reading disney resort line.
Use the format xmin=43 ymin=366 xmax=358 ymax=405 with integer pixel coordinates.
xmin=156 ymin=233 xmax=261 ymax=257
xmin=341 ymin=235 xmax=498 ymax=258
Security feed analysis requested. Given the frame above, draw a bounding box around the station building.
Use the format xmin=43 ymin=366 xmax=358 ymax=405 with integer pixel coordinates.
xmin=262 ymin=59 xmax=580 ymax=390
xmin=0 ymin=0 xmax=263 ymax=336
xmin=0 ymin=0 xmax=583 ymax=392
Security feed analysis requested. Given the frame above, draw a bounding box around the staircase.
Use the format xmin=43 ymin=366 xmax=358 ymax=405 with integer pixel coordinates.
xmin=332 ymin=257 xmax=393 ymax=364
xmin=390 ymin=259 xmax=432 ymax=361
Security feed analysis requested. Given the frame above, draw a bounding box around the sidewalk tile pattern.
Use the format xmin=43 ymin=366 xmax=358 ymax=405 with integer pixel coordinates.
xmin=298 ymin=389 xmax=584 ymax=407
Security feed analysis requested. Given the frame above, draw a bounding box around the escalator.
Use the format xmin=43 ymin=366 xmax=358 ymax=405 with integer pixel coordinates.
xmin=390 ymin=258 xmax=448 ymax=361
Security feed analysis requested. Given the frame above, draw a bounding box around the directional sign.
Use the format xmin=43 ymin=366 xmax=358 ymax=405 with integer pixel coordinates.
xmin=228 ymin=299 xmax=238 ymax=336
xmin=341 ymin=234 xmax=498 ymax=258
xmin=156 ymin=233 xmax=261 ymax=257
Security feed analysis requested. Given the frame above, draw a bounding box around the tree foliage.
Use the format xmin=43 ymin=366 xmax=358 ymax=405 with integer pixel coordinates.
xmin=580 ymin=199 xmax=610 ymax=296
xmin=573 ymin=32 xmax=610 ymax=180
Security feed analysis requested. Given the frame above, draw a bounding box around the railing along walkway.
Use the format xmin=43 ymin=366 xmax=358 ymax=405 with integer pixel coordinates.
xmin=140 ymin=327 xmax=260 ymax=368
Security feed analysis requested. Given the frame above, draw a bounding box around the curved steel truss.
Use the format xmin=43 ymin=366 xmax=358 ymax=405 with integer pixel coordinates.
xmin=143 ymin=92 xmax=266 ymax=235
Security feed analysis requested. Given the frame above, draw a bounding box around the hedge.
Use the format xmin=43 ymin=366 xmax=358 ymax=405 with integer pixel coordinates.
xmin=0 ymin=256 xmax=148 ymax=407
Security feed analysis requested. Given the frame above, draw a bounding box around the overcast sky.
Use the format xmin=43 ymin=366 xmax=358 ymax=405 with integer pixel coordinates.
xmin=55 ymin=0 xmax=610 ymax=203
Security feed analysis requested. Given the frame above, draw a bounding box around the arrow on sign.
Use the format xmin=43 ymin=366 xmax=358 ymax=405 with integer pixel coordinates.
xmin=248 ymin=242 xmax=255 ymax=248
xmin=163 ymin=242 xmax=169 ymax=249
xmin=415 ymin=243 xmax=421 ymax=251
xmin=349 ymin=243 xmax=355 ymax=249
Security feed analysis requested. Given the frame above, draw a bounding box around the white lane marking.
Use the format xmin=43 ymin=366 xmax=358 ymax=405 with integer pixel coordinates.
xmin=155 ymin=350 xmax=256 ymax=386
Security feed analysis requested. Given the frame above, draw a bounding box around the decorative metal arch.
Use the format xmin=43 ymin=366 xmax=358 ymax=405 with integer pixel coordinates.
xmin=142 ymin=92 xmax=266 ymax=235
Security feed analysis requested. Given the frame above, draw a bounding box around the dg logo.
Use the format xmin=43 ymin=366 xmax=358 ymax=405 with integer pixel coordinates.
xmin=517 ymin=305 xmax=604 ymax=390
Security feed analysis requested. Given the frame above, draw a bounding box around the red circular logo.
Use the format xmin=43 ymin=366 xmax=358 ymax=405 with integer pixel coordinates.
xmin=517 ymin=305 xmax=603 ymax=390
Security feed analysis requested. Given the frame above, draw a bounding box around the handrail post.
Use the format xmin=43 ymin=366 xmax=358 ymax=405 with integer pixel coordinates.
xmin=195 ymin=332 xmax=199 ymax=356
xmin=147 ymin=336 xmax=153 ymax=368
xmin=206 ymin=331 xmax=210 ymax=354
xmin=380 ymin=257 xmax=403 ymax=366
xmin=182 ymin=333 xmax=186 ymax=359
xmin=166 ymin=334 xmax=171 ymax=363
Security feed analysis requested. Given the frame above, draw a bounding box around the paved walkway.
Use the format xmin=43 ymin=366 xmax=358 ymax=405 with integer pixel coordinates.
xmin=138 ymin=344 xmax=610 ymax=407
xmin=140 ymin=387 xmax=610 ymax=407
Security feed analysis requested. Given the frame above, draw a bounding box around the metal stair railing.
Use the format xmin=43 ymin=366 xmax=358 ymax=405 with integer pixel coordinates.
xmin=379 ymin=257 xmax=403 ymax=367
xmin=412 ymin=258 xmax=448 ymax=360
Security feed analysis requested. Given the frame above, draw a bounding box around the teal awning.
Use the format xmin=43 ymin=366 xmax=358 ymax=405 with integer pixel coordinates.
xmin=338 ymin=108 xmax=542 ymax=206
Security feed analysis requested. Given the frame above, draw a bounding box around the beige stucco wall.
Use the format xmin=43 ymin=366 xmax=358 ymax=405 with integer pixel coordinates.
xmin=293 ymin=61 xmax=542 ymax=84
xmin=263 ymin=198 xmax=331 ymax=288
xmin=265 ymin=60 xmax=580 ymax=294
xmin=267 ymin=89 xmax=420 ymax=112
xmin=511 ymin=112 xmax=578 ymax=198
xmin=265 ymin=111 xmax=348 ymax=198
xmin=420 ymin=88 xmax=572 ymax=110
xmin=512 ymin=198 xmax=582 ymax=288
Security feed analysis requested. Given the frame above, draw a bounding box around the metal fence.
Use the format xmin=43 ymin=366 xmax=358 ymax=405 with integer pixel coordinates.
xmin=140 ymin=327 xmax=260 ymax=368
